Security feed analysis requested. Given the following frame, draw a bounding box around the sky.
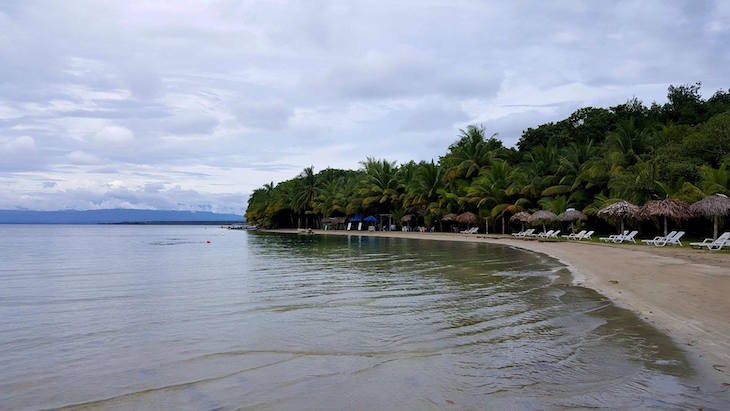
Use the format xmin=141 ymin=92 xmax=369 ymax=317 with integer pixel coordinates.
xmin=1 ymin=1 xmax=729 ymax=215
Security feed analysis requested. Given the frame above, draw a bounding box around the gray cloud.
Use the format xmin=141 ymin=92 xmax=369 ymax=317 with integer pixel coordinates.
xmin=1 ymin=0 xmax=728 ymax=211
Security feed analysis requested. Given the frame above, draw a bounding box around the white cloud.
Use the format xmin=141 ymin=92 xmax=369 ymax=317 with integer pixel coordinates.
xmin=1 ymin=135 xmax=36 ymax=154
xmin=0 ymin=0 xmax=728 ymax=211
xmin=92 ymin=125 xmax=134 ymax=144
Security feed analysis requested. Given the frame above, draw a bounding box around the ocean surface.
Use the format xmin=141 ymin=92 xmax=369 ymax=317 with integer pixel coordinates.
xmin=0 ymin=225 xmax=727 ymax=410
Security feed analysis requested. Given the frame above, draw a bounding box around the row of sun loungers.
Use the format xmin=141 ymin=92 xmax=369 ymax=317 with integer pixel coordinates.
xmin=502 ymin=227 xmax=729 ymax=250
xmin=511 ymin=229 xmax=562 ymax=240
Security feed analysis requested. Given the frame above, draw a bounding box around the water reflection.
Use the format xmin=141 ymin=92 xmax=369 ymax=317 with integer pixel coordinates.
xmin=0 ymin=226 xmax=725 ymax=410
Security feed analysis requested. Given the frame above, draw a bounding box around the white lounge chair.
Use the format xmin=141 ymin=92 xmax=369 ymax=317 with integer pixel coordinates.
xmin=690 ymin=232 xmax=730 ymax=250
xmin=563 ymin=230 xmax=586 ymax=240
xmin=545 ymin=230 xmax=561 ymax=239
xmin=579 ymin=230 xmax=595 ymax=240
xmin=642 ymin=231 xmax=676 ymax=246
xmin=645 ymin=231 xmax=685 ymax=247
xmin=513 ymin=228 xmax=534 ymax=238
xmin=612 ymin=230 xmax=638 ymax=243
xmin=534 ymin=229 xmax=554 ymax=238
xmin=600 ymin=230 xmax=628 ymax=242
xmin=460 ymin=227 xmax=479 ymax=234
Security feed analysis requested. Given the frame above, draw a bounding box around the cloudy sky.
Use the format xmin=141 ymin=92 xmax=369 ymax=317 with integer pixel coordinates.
xmin=1 ymin=1 xmax=728 ymax=214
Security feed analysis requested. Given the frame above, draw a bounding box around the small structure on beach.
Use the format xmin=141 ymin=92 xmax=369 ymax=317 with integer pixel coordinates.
xmin=442 ymin=213 xmax=457 ymax=222
xmin=598 ymin=201 xmax=640 ymax=234
xmin=558 ymin=208 xmax=586 ymax=222
xmin=528 ymin=210 xmax=557 ymax=233
xmin=690 ymin=194 xmax=730 ymax=239
xmin=322 ymin=216 xmax=346 ymax=230
xmin=363 ymin=215 xmax=377 ymax=228
xmin=640 ymin=198 xmax=692 ymax=236
xmin=455 ymin=212 xmax=478 ymax=227
xmin=558 ymin=208 xmax=587 ymax=234
xmin=510 ymin=211 xmax=531 ymax=232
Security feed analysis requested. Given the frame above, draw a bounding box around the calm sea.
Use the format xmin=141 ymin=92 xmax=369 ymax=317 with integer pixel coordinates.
xmin=0 ymin=225 xmax=726 ymax=410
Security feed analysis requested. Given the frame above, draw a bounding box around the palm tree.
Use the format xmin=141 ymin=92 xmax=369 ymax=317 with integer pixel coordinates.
xmin=405 ymin=161 xmax=443 ymax=213
xmin=359 ymin=157 xmax=402 ymax=212
xmin=446 ymin=125 xmax=496 ymax=180
xmin=467 ymin=159 xmax=528 ymax=233
xmin=292 ymin=166 xmax=320 ymax=228
xmin=313 ymin=178 xmax=346 ymax=218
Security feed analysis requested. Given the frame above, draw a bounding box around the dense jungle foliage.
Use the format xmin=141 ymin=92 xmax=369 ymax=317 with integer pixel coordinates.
xmin=245 ymin=83 xmax=730 ymax=234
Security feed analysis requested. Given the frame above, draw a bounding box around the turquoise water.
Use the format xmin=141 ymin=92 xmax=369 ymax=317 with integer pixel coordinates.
xmin=0 ymin=225 xmax=726 ymax=409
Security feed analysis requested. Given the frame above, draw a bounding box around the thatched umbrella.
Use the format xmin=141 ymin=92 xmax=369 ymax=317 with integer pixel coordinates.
xmin=401 ymin=214 xmax=414 ymax=223
xmin=455 ymin=211 xmax=478 ymax=226
xmin=558 ymin=208 xmax=586 ymax=222
xmin=558 ymin=208 xmax=587 ymax=234
xmin=640 ymin=198 xmax=692 ymax=236
xmin=510 ymin=211 xmax=531 ymax=232
xmin=597 ymin=201 xmax=640 ymax=234
xmin=442 ymin=213 xmax=457 ymax=222
xmin=690 ymin=194 xmax=730 ymax=239
xmin=528 ymin=210 xmax=558 ymax=233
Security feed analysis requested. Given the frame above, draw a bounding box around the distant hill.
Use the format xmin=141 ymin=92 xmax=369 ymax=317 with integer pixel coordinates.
xmin=0 ymin=209 xmax=244 ymax=224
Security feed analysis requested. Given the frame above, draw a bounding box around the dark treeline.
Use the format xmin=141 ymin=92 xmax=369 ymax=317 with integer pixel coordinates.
xmin=245 ymin=83 xmax=730 ymax=235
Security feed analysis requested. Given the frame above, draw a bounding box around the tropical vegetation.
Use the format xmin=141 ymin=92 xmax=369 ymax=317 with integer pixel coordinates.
xmin=245 ymin=84 xmax=730 ymax=235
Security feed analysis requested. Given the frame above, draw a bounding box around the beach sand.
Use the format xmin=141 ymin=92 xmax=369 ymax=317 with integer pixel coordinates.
xmin=265 ymin=228 xmax=730 ymax=391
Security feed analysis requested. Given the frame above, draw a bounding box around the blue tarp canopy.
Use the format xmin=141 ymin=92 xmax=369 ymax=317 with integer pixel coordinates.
xmin=363 ymin=215 xmax=377 ymax=223
xmin=350 ymin=214 xmax=363 ymax=222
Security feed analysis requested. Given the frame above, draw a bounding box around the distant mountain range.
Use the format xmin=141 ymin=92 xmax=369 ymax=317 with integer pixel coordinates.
xmin=0 ymin=209 xmax=244 ymax=224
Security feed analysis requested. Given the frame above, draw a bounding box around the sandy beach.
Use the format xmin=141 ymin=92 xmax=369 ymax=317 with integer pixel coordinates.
xmin=266 ymin=228 xmax=730 ymax=390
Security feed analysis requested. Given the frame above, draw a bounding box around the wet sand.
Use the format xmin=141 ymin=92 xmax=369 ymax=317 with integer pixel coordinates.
xmin=266 ymin=228 xmax=730 ymax=391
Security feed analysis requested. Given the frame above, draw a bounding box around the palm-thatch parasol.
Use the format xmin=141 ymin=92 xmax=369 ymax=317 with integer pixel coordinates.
xmin=640 ymin=198 xmax=692 ymax=236
xmin=510 ymin=211 xmax=531 ymax=232
xmin=528 ymin=210 xmax=558 ymax=232
xmin=597 ymin=201 xmax=640 ymax=234
xmin=558 ymin=208 xmax=586 ymax=222
xmin=455 ymin=211 xmax=478 ymax=226
xmin=690 ymin=194 xmax=730 ymax=239
xmin=442 ymin=213 xmax=458 ymax=222
xmin=401 ymin=214 xmax=414 ymax=223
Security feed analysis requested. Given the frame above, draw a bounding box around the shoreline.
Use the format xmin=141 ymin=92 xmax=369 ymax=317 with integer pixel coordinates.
xmin=263 ymin=228 xmax=730 ymax=390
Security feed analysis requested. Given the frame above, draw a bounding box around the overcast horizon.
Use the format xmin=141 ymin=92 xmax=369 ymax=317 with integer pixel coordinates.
xmin=2 ymin=1 xmax=729 ymax=214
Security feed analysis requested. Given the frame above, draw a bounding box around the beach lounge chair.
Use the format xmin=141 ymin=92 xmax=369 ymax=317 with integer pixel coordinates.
xmin=545 ymin=230 xmax=561 ymax=239
xmin=513 ymin=229 xmax=534 ymax=238
xmin=612 ymin=230 xmax=638 ymax=243
xmin=642 ymin=231 xmax=676 ymax=246
xmin=659 ymin=231 xmax=685 ymax=246
xmin=690 ymin=232 xmax=730 ymax=250
xmin=644 ymin=231 xmax=685 ymax=247
xmin=563 ymin=230 xmax=586 ymax=240
xmin=460 ymin=227 xmax=479 ymax=234
xmin=535 ymin=229 xmax=554 ymax=238
xmin=600 ymin=230 xmax=628 ymax=242
xmin=579 ymin=230 xmax=595 ymax=240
